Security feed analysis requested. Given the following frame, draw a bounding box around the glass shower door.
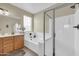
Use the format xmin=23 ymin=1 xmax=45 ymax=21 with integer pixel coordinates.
xmin=55 ymin=5 xmax=75 ymax=56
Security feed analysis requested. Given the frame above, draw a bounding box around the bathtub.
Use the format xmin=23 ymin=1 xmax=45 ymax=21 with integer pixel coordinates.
xmin=24 ymin=32 xmax=52 ymax=56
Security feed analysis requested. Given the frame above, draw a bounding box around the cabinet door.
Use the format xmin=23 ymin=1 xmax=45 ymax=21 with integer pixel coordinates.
xmin=14 ymin=35 xmax=24 ymax=50
xmin=0 ymin=38 xmax=3 ymax=54
xmin=3 ymin=37 xmax=14 ymax=53
xmin=19 ymin=35 xmax=24 ymax=48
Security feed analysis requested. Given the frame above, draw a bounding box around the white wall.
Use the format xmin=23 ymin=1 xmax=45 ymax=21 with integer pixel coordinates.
xmin=34 ymin=12 xmax=44 ymax=32
xmin=34 ymin=12 xmax=49 ymax=32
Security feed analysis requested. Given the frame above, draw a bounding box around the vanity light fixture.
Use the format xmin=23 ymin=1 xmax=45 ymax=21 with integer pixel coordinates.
xmin=0 ymin=8 xmax=9 ymax=16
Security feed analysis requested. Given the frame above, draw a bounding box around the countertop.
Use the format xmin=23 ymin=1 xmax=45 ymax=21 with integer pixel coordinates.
xmin=0 ymin=33 xmax=24 ymax=38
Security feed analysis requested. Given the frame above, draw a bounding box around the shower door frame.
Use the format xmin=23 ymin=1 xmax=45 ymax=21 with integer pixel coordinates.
xmin=43 ymin=3 xmax=75 ymax=56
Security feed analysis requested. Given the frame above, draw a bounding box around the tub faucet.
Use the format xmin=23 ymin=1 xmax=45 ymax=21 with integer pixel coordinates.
xmin=34 ymin=35 xmax=36 ymax=38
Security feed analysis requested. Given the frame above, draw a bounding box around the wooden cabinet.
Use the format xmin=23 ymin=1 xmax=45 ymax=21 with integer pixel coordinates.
xmin=3 ymin=37 xmax=14 ymax=53
xmin=14 ymin=35 xmax=24 ymax=50
xmin=0 ymin=38 xmax=3 ymax=54
xmin=0 ymin=35 xmax=24 ymax=54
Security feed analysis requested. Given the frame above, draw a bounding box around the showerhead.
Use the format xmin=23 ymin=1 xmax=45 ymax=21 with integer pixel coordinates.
xmin=70 ymin=5 xmax=75 ymax=9
xmin=70 ymin=3 xmax=79 ymax=9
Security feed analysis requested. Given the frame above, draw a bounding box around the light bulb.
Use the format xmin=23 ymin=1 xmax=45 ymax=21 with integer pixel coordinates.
xmin=0 ymin=9 xmax=3 ymax=15
xmin=4 ymin=11 xmax=9 ymax=16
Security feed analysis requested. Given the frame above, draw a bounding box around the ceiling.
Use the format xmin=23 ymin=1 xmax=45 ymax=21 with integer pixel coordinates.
xmin=10 ymin=3 xmax=55 ymax=14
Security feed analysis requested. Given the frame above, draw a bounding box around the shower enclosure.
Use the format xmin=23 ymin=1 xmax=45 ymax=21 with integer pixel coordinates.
xmin=43 ymin=3 xmax=79 ymax=56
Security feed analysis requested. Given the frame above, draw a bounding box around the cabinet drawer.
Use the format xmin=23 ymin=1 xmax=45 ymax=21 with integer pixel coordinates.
xmin=3 ymin=37 xmax=13 ymax=41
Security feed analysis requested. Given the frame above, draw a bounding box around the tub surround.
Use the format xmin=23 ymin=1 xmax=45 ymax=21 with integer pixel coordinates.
xmin=0 ymin=33 xmax=24 ymax=55
xmin=24 ymin=32 xmax=52 ymax=55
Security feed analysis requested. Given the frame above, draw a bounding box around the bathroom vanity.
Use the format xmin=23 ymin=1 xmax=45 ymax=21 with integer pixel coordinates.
xmin=0 ymin=34 xmax=24 ymax=54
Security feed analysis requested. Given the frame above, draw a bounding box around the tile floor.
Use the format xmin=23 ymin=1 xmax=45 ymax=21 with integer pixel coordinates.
xmin=23 ymin=47 xmax=38 ymax=56
xmin=0 ymin=47 xmax=38 ymax=56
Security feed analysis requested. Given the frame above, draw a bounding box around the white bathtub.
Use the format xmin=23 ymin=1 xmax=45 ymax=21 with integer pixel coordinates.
xmin=24 ymin=32 xmax=52 ymax=56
